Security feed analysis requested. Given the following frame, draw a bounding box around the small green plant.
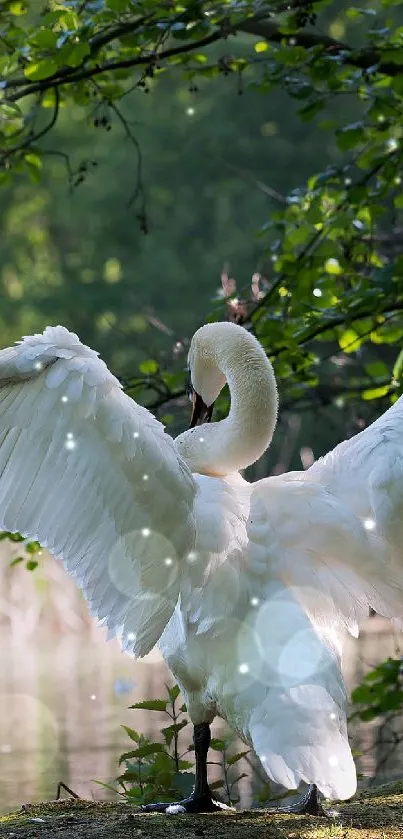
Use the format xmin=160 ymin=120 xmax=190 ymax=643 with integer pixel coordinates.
xmin=115 ymin=683 xmax=195 ymax=805
xmin=97 ymin=683 xmax=254 ymax=806
xmin=203 ymin=736 xmax=250 ymax=806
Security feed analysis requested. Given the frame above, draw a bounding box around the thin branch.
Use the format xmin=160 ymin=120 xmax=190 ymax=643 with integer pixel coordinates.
xmin=91 ymin=81 xmax=147 ymax=217
xmin=40 ymin=149 xmax=74 ymax=190
xmin=219 ymin=158 xmax=287 ymax=204
xmin=1 ymin=88 xmax=60 ymax=166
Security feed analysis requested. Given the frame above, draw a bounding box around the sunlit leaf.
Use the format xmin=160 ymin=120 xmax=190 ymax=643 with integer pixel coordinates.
xmin=24 ymin=59 xmax=58 ymax=80
xmin=362 ymin=385 xmax=390 ymax=400
xmin=254 ymin=42 xmax=268 ymax=53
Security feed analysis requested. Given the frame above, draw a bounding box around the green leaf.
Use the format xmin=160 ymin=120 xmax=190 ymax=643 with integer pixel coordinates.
xmin=129 ymin=700 xmax=168 ymax=712
xmin=254 ymin=41 xmax=268 ymax=53
xmin=24 ymin=154 xmax=42 ymax=170
xmin=339 ymin=329 xmax=361 ymax=352
xmin=121 ymin=726 xmax=140 ymax=743
xmin=107 ymin=0 xmax=131 ymax=9
xmin=24 ymin=59 xmax=58 ymax=80
xmin=10 ymin=556 xmax=24 ymax=567
xmin=161 ymin=719 xmax=188 ymax=746
xmin=394 ymin=194 xmax=403 ymax=209
xmin=210 ymin=738 xmax=226 ymax=751
xmin=298 ymin=99 xmax=326 ymax=121
xmin=393 ymin=348 xmax=403 ymax=382
xmin=65 ymin=42 xmax=91 ymax=68
xmin=26 ymin=540 xmax=41 ymax=553
xmin=167 ymin=684 xmax=180 ymax=703
xmin=9 ymin=1 xmax=26 ymax=13
xmin=26 ymin=560 xmax=38 ymax=571
xmin=119 ymin=743 xmax=165 ymax=763
xmin=324 ymin=258 xmax=343 ymax=275
xmin=139 ymin=360 xmax=159 ymax=375
xmin=32 ymin=29 xmax=58 ymax=49
xmin=178 ymin=760 xmax=194 ymax=770
xmin=0 ymin=102 xmax=23 ymax=120
xmin=362 ymin=385 xmax=390 ymax=400
xmin=352 ymin=684 xmax=375 ymax=703
xmin=365 ymin=361 xmax=389 ymax=378
xmin=209 ymin=780 xmax=225 ymax=790
xmin=0 ymin=532 xmax=24 ymax=542
xmin=60 ymin=11 xmax=79 ymax=29
xmin=336 ymin=123 xmax=365 ymax=151
xmin=359 ymin=708 xmax=378 ymax=722
xmin=227 ymin=750 xmax=250 ymax=766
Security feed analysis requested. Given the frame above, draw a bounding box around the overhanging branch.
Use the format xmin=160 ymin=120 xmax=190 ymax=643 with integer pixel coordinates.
xmin=3 ymin=10 xmax=403 ymax=106
xmin=237 ymin=17 xmax=403 ymax=77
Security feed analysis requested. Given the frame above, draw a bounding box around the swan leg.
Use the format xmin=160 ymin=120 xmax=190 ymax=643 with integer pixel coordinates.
xmin=274 ymin=784 xmax=329 ymax=817
xmin=142 ymin=723 xmax=231 ymax=814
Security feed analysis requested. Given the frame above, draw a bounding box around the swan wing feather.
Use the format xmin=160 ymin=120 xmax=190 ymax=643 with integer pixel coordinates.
xmin=0 ymin=326 xmax=196 ymax=656
xmin=307 ymin=395 xmax=403 ymax=559
xmin=247 ymin=476 xmax=403 ymax=637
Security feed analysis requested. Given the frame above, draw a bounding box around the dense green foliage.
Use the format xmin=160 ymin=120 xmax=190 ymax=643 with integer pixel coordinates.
xmin=0 ymin=0 xmax=402 ymax=465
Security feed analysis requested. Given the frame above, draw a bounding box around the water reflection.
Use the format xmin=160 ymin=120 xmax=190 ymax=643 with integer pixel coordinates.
xmin=0 ymin=545 xmax=171 ymax=814
xmin=0 ymin=629 xmax=171 ymax=813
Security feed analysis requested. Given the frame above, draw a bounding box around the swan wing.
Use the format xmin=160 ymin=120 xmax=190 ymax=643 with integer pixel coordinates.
xmin=247 ymin=476 xmax=403 ymax=638
xmin=306 ymin=395 xmax=403 ymax=556
xmin=0 ymin=326 xmax=196 ymax=656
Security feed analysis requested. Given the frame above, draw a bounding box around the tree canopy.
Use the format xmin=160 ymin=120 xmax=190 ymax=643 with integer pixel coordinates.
xmin=1 ymin=0 xmax=403 ymax=470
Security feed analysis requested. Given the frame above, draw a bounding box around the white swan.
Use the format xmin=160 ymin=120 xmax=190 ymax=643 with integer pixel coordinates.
xmin=0 ymin=321 xmax=402 ymax=814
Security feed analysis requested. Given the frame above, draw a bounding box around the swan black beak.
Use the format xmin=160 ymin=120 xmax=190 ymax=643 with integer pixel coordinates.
xmin=189 ymin=392 xmax=214 ymax=428
xmin=187 ymin=370 xmax=214 ymax=428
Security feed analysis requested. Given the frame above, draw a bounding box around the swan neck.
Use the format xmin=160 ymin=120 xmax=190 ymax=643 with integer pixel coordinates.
xmin=215 ymin=349 xmax=278 ymax=472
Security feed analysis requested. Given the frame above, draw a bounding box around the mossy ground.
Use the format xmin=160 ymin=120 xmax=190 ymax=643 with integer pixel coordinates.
xmin=1 ymin=781 xmax=403 ymax=839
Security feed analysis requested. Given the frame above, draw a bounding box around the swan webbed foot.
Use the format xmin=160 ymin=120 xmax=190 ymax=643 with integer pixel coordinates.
xmin=142 ymin=792 xmax=230 ymax=814
xmin=275 ymin=784 xmax=329 ymax=817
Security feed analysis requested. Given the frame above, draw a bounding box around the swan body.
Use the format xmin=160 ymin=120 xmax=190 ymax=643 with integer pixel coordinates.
xmin=0 ymin=322 xmax=402 ymax=803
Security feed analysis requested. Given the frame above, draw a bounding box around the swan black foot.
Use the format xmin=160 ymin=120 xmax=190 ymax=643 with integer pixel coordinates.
xmin=142 ymin=792 xmax=229 ymax=814
xmin=275 ymin=784 xmax=329 ymax=817
xmin=142 ymin=723 xmax=233 ymax=815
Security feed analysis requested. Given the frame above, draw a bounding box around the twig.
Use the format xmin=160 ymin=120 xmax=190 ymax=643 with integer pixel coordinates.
xmin=56 ymin=782 xmax=81 ymax=800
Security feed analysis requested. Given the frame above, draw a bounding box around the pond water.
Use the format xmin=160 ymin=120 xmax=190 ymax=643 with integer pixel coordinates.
xmin=0 ymin=627 xmax=172 ymax=814
xmin=0 ymin=545 xmax=179 ymax=814
xmin=0 ymin=545 xmax=401 ymax=814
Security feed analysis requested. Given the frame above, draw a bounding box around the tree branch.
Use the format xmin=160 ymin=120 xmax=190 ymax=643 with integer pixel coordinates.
xmin=5 ymin=30 xmax=224 ymax=102
xmin=4 ymin=9 xmax=403 ymax=107
xmin=237 ymin=16 xmax=403 ymax=77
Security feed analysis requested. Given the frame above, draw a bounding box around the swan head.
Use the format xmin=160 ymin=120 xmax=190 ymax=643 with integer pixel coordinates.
xmin=186 ymin=323 xmax=227 ymax=428
xmin=175 ymin=322 xmax=278 ymax=476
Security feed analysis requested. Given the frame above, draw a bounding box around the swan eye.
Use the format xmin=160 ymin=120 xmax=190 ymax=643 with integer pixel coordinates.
xmin=186 ymin=369 xmax=194 ymax=401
